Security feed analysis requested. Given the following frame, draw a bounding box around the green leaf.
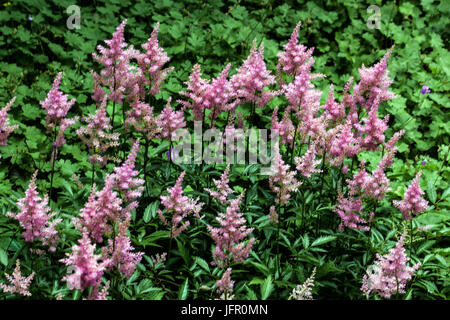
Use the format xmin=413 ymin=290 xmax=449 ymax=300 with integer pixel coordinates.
xmin=311 ymin=236 xmax=337 ymax=247
xmin=260 ymin=275 xmax=273 ymax=300
xmin=426 ymin=178 xmax=437 ymax=203
xmin=194 ymin=257 xmax=210 ymax=273
xmin=178 ymin=278 xmax=189 ymax=300
xmin=0 ymin=248 xmax=7 ymax=266
xmin=143 ymin=201 xmax=159 ymax=223
xmin=302 ymin=234 xmax=310 ymax=249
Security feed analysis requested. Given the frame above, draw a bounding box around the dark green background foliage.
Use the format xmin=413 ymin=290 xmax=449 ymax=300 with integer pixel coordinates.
xmin=0 ymin=0 xmax=448 ymax=300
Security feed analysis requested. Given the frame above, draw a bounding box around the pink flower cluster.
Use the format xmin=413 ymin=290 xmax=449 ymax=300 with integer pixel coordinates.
xmin=269 ymin=146 xmax=301 ymax=205
xmin=60 ymin=233 xmax=109 ymax=291
xmin=216 ymin=268 xmax=234 ymax=300
xmin=76 ymin=100 xmax=120 ymax=166
xmin=335 ymin=194 xmax=373 ymax=232
xmin=0 ymin=260 xmax=35 ymax=297
xmin=231 ymin=40 xmax=279 ymax=108
xmin=361 ymin=232 xmax=421 ymax=298
xmin=295 ymin=141 xmax=322 ymax=177
xmin=156 ymin=98 xmax=186 ymax=140
xmin=207 ymin=193 xmax=255 ymax=268
xmin=277 ymin=21 xmax=314 ymax=79
xmin=40 ymin=72 xmax=76 ymax=130
xmin=158 ymin=171 xmax=204 ymax=238
xmin=136 ymin=22 xmax=174 ymax=96
xmin=7 ymin=171 xmax=61 ymax=251
xmin=205 ymin=165 xmax=233 ymax=204
xmin=393 ymin=171 xmax=429 ymax=220
xmin=0 ymin=97 xmax=18 ymax=147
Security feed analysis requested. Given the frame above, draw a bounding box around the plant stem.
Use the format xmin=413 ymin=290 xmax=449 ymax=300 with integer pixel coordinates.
xmin=49 ymin=127 xmax=57 ymax=202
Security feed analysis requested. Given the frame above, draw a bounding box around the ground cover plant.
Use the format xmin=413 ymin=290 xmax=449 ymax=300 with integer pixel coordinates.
xmin=0 ymin=0 xmax=448 ymax=300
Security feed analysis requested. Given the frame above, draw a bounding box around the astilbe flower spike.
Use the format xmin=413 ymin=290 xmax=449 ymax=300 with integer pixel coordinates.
xmin=112 ymin=140 xmax=145 ymax=202
xmin=125 ymin=99 xmax=160 ymax=140
xmin=393 ymin=171 xmax=429 ymax=220
xmin=101 ymin=216 xmax=143 ymax=278
xmin=335 ymin=193 xmax=373 ymax=232
xmin=91 ymin=19 xmax=139 ymax=105
xmin=324 ymin=84 xmax=345 ymax=123
xmin=0 ymin=97 xmax=18 ymax=147
xmin=361 ymin=231 xmax=421 ymax=299
xmin=40 ymin=72 xmax=76 ymax=130
xmin=7 ymin=171 xmax=61 ymax=251
xmin=353 ymin=47 xmax=395 ymax=112
xmin=216 ymin=268 xmax=234 ymax=300
xmin=231 ymin=40 xmax=279 ymax=108
xmin=137 ymin=22 xmax=174 ymax=96
xmin=207 ymin=193 xmax=255 ymax=268
xmin=290 ymin=267 xmax=316 ymax=300
xmin=158 ymin=171 xmax=204 ymax=238
xmin=355 ymin=97 xmax=389 ymax=151
xmin=205 ymin=165 xmax=233 ymax=205
xmin=268 ymin=146 xmax=301 ymax=205
xmin=271 ymin=107 xmax=295 ymax=147
xmin=295 ymin=141 xmax=322 ymax=177
xmin=87 ymin=281 xmax=110 ymax=300
xmin=269 ymin=205 xmax=279 ymax=224
xmin=76 ymin=99 xmax=120 ymax=166
xmin=177 ymin=64 xmax=209 ymax=121
xmin=0 ymin=260 xmax=34 ymax=297
xmin=156 ymin=98 xmax=186 ymax=140
xmin=60 ymin=232 xmax=109 ymax=291
xmin=277 ymin=21 xmax=315 ymax=79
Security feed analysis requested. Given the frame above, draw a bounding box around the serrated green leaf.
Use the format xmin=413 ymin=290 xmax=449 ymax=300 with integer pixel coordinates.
xmin=260 ymin=275 xmax=273 ymax=300
xmin=178 ymin=278 xmax=189 ymax=300
xmin=311 ymin=236 xmax=336 ymax=247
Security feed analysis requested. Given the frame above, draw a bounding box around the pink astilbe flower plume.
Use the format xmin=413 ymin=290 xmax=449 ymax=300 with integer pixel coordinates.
xmin=137 ymin=22 xmax=174 ymax=96
xmin=101 ymin=216 xmax=143 ymax=278
xmin=112 ymin=141 xmax=145 ymax=202
xmin=0 ymin=260 xmax=34 ymax=297
xmin=271 ymin=107 xmax=295 ymax=147
xmin=361 ymin=231 xmax=421 ymax=299
xmin=231 ymin=40 xmax=279 ymax=108
xmin=277 ymin=21 xmax=315 ymax=79
xmin=158 ymin=171 xmax=204 ymax=238
xmin=268 ymin=146 xmax=301 ymax=205
xmin=205 ymin=64 xmax=239 ymax=125
xmin=353 ymin=47 xmax=395 ymax=112
xmin=393 ymin=171 xmax=429 ymax=220
xmin=91 ymin=19 xmax=139 ymax=105
xmin=355 ymin=97 xmax=389 ymax=151
xmin=295 ymin=141 xmax=322 ymax=177
xmin=178 ymin=64 xmax=209 ymax=121
xmin=87 ymin=280 xmax=110 ymax=300
xmin=40 ymin=72 xmax=76 ymax=130
xmin=156 ymin=98 xmax=186 ymax=140
xmin=76 ymin=99 xmax=120 ymax=167
xmin=205 ymin=165 xmax=233 ymax=204
xmin=335 ymin=193 xmax=373 ymax=232
xmin=216 ymin=268 xmax=234 ymax=300
xmin=60 ymin=232 xmax=109 ymax=291
xmin=7 ymin=171 xmax=61 ymax=251
xmin=54 ymin=116 xmax=79 ymax=148
xmin=125 ymin=99 xmax=160 ymax=140
xmin=207 ymin=193 xmax=255 ymax=268
xmin=0 ymin=97 xmax=18 ymax=147
xmin=324 ymin=84 xmax=345 ymax=123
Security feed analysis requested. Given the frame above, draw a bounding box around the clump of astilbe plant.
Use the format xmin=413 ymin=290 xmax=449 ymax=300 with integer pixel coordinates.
xmin=0 ymin=97 xmax=18 ymax=149
xmin=7 ymin=171 xmax=61 ymax=252
xmin=0 ymin=260 xmax=35 ymax=297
